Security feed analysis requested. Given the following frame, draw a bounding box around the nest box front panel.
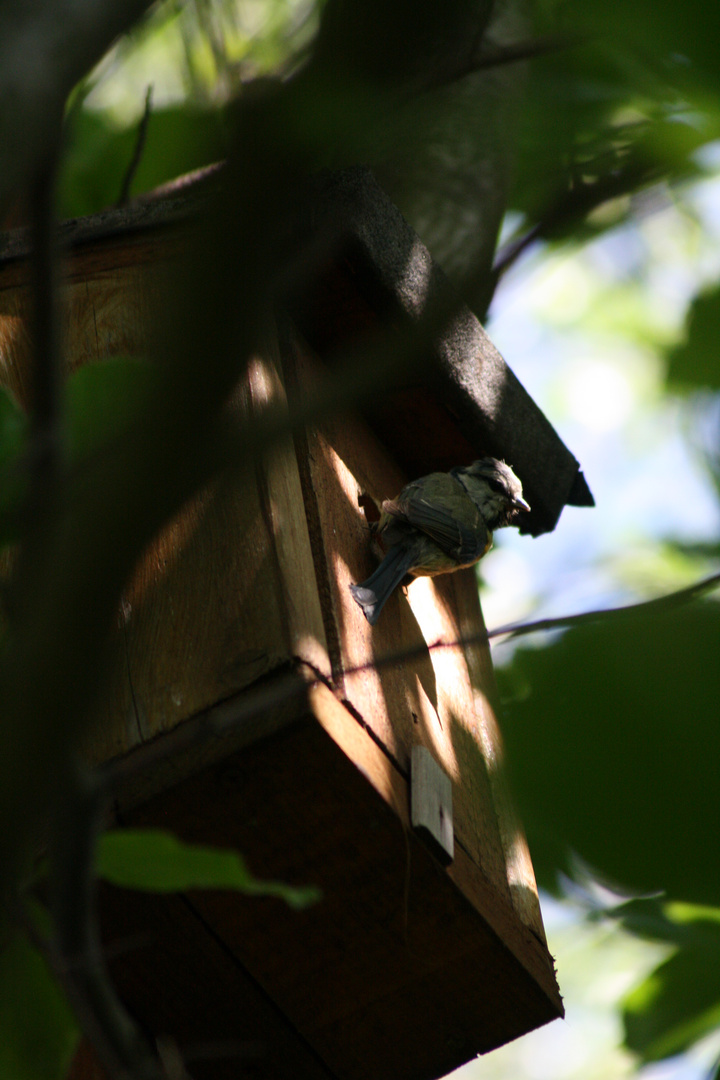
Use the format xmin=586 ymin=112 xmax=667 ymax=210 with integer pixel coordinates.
xmin=283 ymin=334 xmax=545 ymax=943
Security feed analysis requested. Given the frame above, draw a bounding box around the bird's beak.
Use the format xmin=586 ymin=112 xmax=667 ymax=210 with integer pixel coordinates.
xmin=513 ymin=496 xmax=531 ymax=513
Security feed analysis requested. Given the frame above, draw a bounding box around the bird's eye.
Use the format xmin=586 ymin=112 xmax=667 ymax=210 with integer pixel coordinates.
xmin=487 ymin=479 xmax=505 ymax=494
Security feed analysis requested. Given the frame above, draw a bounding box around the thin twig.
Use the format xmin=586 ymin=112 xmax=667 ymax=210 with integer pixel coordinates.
xmin=491 ymin=221 xmax=544 ymax=282
xmin=487 ymin=570 xmax=720 ymax=641
xmin=492 ymin=159 xmax=655 ymax=286
xmin=424 ymin=32 xmax=587 ymax=92
xmin=102 ymin=572 xmax=720 ymax=797
xmin=117 ymin=85 xmax=153 ymax=207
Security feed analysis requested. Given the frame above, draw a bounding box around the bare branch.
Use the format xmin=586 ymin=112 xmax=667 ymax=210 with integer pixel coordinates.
xmin=424 ymin=33 xmax=587 ymax=93
xmin=488 ymin=571 xmax=720 ymax=642
xmin=492 ymin=155 xmax=659 ymax=284
xmin=50 ymin=765 xmax=175 ymax=1080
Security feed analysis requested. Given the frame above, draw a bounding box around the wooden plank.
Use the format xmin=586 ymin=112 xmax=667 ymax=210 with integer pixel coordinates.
xmin=0 ymin=284 xmax=33 ymax=406
xmin=245 ymin=344 xmax=329 ymax=681
xmin=451 ymin=570 xmax=546 ymax=940
xmin=86 ymin=452 xmax=299 ymax=762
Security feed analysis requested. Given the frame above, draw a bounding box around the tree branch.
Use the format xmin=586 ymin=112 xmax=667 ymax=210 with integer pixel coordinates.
xmin=487 ymin=570 xmax=720 ymax=642
xmin=104 ymin=573 xmax=720 ymax=797
xmin=50 ymin=765 xmax=175 ymax=1080
xmin=423 ymin=32 xmax=586 ymax=93
xmin=492 ymin=153 xmax=659 ymax=285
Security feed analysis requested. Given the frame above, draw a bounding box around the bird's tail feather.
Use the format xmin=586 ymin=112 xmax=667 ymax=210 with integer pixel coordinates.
xmin=349 ymin=544 xmax=417 ymax=625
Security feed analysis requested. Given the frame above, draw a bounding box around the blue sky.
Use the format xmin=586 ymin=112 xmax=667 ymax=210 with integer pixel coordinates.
xmin=479 ymin=176 xmax=720 ymax=638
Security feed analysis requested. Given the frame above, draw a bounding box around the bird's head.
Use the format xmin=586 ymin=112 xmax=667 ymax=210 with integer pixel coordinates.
xmin=452 ymin=458 xmax=530 ymax=529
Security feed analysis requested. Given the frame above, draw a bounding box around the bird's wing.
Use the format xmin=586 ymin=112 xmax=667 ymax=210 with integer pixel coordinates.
xmin=385 ymin=474 xmax=488 ymax=563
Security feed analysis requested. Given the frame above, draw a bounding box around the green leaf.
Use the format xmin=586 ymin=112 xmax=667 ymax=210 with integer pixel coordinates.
xmin=57 ymin=109 xmax=139 ymax=220
xmin=607 ymin=897 xmax=720 ymax=946
xmin=64 ymin=355 xmax=154 ymax=467
xmin=0 ymin=931 xmax=79 ymax=1080
xmin=604 ymin=897 xmax=692 ymax=945
xmin=667 ymin=286 xmax=720 ymax=390
xmin=96 ymin=828 xmax=320 ymax=910
xmin=552 ymin=0 xmax=720 ymax=94
xmin=623 ymin=925 xmax=720 ymax=1060
xmin=498 ymin=600 xmax=720 ymax=905
xmin=601 ymin=900 xmax=720 ymax=1061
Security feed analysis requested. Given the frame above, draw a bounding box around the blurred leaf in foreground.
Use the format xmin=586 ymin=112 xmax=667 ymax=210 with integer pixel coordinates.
xmin=0 ymin=928 xmax=78 ymax=1080
xmin=497 ymin=599 xmax=720 ymax=905
xmin=97 ymin=828 xmax=321 ymax=909
xmin=64 ymin=354 xmax=154 ymax=468
xmin=619 ymin=900 xmax=720 ymax=1062
xmin=667 ymin=286 xmax=720 ymax=391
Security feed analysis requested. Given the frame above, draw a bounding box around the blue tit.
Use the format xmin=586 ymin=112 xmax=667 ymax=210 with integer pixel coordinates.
xmin=349 ymin=457 xmax=530 ymax=625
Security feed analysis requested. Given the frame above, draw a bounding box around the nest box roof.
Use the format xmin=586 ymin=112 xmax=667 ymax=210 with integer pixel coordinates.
xmin=0 ymin=163 xmax=592 ymax=537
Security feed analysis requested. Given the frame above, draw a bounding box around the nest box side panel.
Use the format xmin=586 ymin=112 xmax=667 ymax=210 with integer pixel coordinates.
xmin=91 ymin=341 xmax=330 ymax=765
xmin=0 ymin=235 xmax=329 ymax=766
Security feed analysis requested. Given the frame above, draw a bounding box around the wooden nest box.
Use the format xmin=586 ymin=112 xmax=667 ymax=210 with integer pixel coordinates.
xmin=0 ymin=168 xmax=592 ymax=1080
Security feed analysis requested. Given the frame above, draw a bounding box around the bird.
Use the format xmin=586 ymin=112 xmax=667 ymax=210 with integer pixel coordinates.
xmin=349 ymin=457 xmax=530 ymax=625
